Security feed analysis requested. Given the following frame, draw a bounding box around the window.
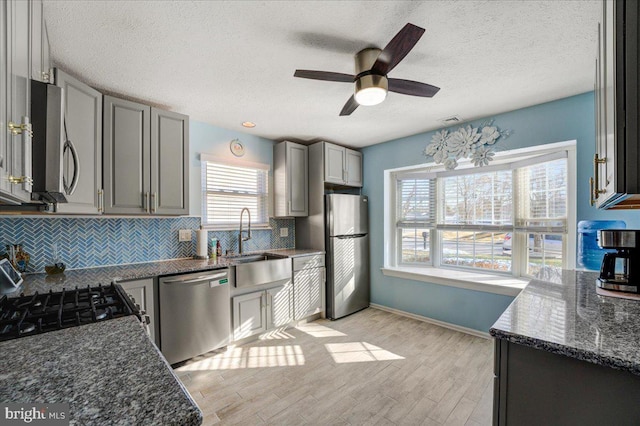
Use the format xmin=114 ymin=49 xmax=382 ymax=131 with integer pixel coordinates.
xmin=201 ymin=155 xmax=269 ymax=228
xmin=388 ymin=143 xmax=575 ymax=279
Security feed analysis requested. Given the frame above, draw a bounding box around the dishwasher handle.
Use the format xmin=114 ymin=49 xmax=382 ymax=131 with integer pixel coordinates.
xmin=162 ymin=272 xmax=228 ymax=284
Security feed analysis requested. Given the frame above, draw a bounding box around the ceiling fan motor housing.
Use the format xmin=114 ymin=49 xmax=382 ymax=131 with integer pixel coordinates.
xmin=354 ymin=48 xmax=388 ymax=105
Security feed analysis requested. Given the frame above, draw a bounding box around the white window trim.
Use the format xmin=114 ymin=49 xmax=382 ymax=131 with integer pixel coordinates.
xmin=200 ymin=154 xmax=271 ymax=230
xmin=383 ymin=140 xmax=577 ymax=295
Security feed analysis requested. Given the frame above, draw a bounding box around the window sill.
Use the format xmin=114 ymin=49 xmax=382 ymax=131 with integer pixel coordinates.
xmin=380 ymin=266 xmax=528 ymax=297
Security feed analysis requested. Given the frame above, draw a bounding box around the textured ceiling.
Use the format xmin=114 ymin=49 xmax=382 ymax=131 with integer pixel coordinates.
xmin=43 ymin=1 xmax=600 ymax=148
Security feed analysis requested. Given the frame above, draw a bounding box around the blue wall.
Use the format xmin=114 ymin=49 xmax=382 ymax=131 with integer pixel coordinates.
xmin=361 ymin=92 xmax=640 ymax=332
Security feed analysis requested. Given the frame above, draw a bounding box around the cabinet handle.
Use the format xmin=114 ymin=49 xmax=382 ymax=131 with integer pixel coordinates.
xmin=151 ymin=192 xmax=157 ymax=213
xmin=589 ymin=177 xmax=595 ymax=206
xmin=144 ymin=192 xmax=150 ymax=213
xmin=593 ymin=153 xmax=607 ymax=201
xmin=98 ymin=189 xmax=104 ymax=212
xmin=8 ymin=175 xmax=33 ymax=185
xmin=8 ymin=122 xmax=33 ymax=137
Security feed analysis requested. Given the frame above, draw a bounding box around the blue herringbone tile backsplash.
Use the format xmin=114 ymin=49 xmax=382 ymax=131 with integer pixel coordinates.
xmin=0 ymin=217 xmax=295 ymax=273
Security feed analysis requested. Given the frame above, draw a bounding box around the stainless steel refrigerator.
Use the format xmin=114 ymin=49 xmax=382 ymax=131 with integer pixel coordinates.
xmin=326 ymin=194 xmax=370 ymax=320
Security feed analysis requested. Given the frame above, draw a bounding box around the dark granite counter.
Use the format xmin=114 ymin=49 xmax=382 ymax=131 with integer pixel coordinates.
xmin=0 ymin=316 xmax=202 ymax=425
xmin=490 ymin=269 xmax=640 ymax=376
xmin=15 ymin=248 xmax=324 ymax=296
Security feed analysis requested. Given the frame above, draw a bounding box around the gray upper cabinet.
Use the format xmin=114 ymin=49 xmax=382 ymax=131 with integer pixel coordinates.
xmin=150 ymin=108 xmax=189 ymax=215
xmin=345 ymin=149 xmax=363 ymax=187
xmin=6 ymin=0 xmax=32 ymax=203
xmin=55 ymin=69 xmax=103 ymax=214
xmin=0 ymin=1 xmax=12 ymax=200
xmin=324 ymin=142 xmax=345 ymax=184
xmin=29 ymin=0 xmax=50 ymax=83
xmin=322 ymin=142 xmax=363 ymax=187
xmin=273 ymin=141 xmax=308 ymax=217
xmin=103 ymin=95 xmax=189 ymax=215
xmin=103 ymin=96 xmax=151 ymax=215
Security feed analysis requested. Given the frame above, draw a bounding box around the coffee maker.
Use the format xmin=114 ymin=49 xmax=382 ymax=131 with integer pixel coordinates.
xmin=597 ymin=230 xmax=640 ymax=293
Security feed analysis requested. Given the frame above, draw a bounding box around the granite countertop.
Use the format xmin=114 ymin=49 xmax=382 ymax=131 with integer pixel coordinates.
xmin=490 ymin=269 xmax=640 ymax=376
xmin=17 ymin=248 xmax=325 ymax=296
xmin=0 ymin=316 xmax=202 ymax=425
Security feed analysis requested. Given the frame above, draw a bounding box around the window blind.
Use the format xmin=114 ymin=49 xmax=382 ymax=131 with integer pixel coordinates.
xmin=202 ymin=158 xmax=269 ymax=227
xmin=396 ymin=177 xmax=436 ymax=228
xmin=515 ymin=158 xmax=568 ymax=233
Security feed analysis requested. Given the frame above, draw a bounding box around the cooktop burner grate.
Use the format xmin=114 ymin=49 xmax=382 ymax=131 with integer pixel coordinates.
xmin=0 ymin=283 xmax=139 ymax=342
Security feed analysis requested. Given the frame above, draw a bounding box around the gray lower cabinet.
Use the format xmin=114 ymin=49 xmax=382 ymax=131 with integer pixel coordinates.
xmin=233 ymin=291 xmax=268 ymax=340
xmin=232 ymin=284 xmax=293 ymax=340
xmin=103 ymin=96 xmax=188 ymax=215
xmin=493 ymin=339 xmax=640 ymax=425
xmin=292 ymin=255 xmax=325 ymax=320
xmin=118 ymin=278 xmax=157 ymax=345
xmin=54 ymin=69 xmax=103 ymax=214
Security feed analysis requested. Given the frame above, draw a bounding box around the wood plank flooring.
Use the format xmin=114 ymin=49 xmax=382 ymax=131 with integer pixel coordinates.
xmin=175 ymin=308 xmax=494 ymax=426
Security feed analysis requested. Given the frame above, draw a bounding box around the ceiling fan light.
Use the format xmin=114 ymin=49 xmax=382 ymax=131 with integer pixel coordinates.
xmin=355 ymin=75 xmax=388 ymax=106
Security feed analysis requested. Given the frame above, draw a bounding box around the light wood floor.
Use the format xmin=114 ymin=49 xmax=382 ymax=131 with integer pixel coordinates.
xmin=175 ymin=308 xmax=494 ymax=426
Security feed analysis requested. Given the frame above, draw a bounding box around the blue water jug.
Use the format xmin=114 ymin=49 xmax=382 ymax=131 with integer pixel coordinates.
xmin=578 ymin=220 xmax=626 ymax=270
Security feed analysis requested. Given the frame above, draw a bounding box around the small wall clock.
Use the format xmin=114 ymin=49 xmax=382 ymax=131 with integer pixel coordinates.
xmin=230 ymin=139 xmax=245 ymax=157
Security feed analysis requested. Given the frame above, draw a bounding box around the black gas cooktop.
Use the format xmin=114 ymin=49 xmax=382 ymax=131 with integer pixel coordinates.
xmin=0 ymin=284 xmax=140 ymax=342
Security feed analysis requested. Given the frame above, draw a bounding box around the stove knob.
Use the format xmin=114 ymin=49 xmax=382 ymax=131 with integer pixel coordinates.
xmin=143 ymin=315 xmax=151 ymax=325
xmin=139 ymin=309 xmax=146 ymax=316
xmin=135 ymin=303 xmax=141 ymax=311
xmin=129 ymin=296 xmax=136 ymax=304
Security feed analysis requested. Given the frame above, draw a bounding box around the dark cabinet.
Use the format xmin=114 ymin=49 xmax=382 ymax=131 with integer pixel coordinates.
xmin=591 ymin=0 xmax=640 ymax=208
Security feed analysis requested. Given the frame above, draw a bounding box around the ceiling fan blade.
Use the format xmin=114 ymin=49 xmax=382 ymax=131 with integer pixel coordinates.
xmin=372 ymin=23 xmax=425 ymax=75
xmin=388 ymin=78 xmax=440 ymax=97
xmin=294 ymin=70 xmax=354 ymax=83
xmin=339 ymin=95 xmax=359 ymax=116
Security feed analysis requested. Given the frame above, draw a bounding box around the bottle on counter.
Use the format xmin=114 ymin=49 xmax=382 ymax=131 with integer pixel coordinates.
xmin=14 ymin=244 xmax=30 ymax=273
xmin=216 ymin=240 xmax=222 ymax=257
xmin=211 ymin=238 xmax=218 ymax=261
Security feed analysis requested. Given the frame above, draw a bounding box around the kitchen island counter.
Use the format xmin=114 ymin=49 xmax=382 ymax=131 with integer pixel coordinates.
xmin=490 ymin=269 xmax=640 ymax=375
xmin=0 ymin=316 xmax=202 ymax=425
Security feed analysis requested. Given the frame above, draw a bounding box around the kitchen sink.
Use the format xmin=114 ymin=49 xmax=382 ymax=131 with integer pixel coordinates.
xmin=231 ymin=253 xmax=287 ymax=264
xmin=232 ymin=253 xmax=292 ymax=288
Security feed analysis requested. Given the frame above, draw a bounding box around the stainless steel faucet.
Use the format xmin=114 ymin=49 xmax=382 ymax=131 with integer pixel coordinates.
xmin=239 ymin=207 xmax=252 ymax=254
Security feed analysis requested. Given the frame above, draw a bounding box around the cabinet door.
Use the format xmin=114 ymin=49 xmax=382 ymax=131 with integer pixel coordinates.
xmin=55 ymin=69 xmax=103 ymax=214
xmin=119 ymin=278 xmax=157 ymax=345
xmin=8 ymin=0 xmax=32 ymax=202
xmin=103 ymin=96 xmax=150 ymax=214
xmin=293 ymin=268 xmax=324 ymax=320
xmin=286 ymin=142 xmax=308 ymax=216
xmin=41 ymin=17 xmax=50 ymax=83
xmin=267 ymin=284 xmax=292 ymax=329
xmin=150 ymin=108 xmax=189 ymax=215
xmin=602 ymin=0 xmax=617 ymax=202
xmin=30 ymin=0 xmax=42 ymax=82
xmin=324 ymin=143 xmax=345 ymax=184
xmin=0 ymin=1 xmax=12 ymax=199
xmin=233 ymin=291 xmax=267 ymax=340
xmin=345 ymin=149 xmax=363 ymax=187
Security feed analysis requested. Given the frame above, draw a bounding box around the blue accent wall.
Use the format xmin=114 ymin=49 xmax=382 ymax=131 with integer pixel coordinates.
xmin=361 ymin=92 xmax=640 ymax=332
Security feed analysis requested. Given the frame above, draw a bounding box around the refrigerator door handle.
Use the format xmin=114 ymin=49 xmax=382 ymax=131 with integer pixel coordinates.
xmin=336 ymin=234 xmax=367 ymax=239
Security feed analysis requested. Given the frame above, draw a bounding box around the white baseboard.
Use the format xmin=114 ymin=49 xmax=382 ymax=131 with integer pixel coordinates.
xmin=369 ymin=303 xmax=491 ymax=340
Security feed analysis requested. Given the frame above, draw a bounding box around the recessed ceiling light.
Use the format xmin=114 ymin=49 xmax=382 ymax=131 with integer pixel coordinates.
xmin=242 ymin=121 xmax=256 ymax=128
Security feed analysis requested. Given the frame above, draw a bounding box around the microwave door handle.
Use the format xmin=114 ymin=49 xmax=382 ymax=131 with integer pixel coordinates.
xmin=63 ymin=139 xmax=80 ymax=196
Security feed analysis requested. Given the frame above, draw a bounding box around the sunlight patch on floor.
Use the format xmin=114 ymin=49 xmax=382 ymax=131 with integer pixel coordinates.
xmin=176 ymin=345 xmax=305 ymax=371
xmin=296 ymin=323 xmax=347 ymax=338
xmin=324 ymin=341 xmax=405 ymax=364
xmin=261 ymin=327 xmax=297 ymax=340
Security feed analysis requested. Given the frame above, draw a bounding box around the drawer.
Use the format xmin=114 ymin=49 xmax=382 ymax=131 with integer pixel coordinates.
xmin=293 ymin=254 xmax=325 ymax=271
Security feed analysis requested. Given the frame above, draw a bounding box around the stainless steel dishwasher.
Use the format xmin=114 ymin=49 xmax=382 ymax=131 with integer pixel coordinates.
xmin=159 ymin=269 xmax=231 ymax=365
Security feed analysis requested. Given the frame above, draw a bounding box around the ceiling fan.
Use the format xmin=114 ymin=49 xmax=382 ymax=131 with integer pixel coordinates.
xmin=294 ymin=23 xmax=440 ymax=116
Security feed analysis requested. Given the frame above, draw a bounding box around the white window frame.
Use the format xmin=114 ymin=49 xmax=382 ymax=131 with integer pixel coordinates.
xmin=200 ymin=154 xmax=271 ymax=230
xmin=382 ymin=140 xmax=577 ymax=296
